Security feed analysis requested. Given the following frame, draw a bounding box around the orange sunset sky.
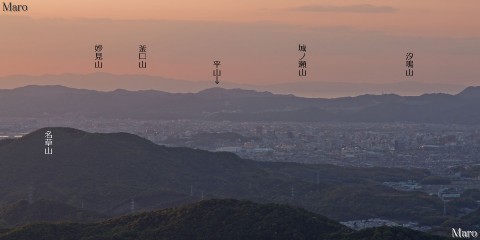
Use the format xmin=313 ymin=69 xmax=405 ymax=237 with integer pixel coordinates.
xmin=0 ymin=0 xmax=479 ymax=86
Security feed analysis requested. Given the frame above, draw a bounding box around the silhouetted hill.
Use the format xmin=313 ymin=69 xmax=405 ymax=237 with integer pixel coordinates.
xmin=0 ymin=73 xmax=465 ymax=97
xmin=0 ymin=127 xmax=442 ymax=222
xmin=457 ymin=86 xmax=480 ymax=99
xmin=0 ymin=199 xmax=103 ymax=228
xmin=0 ymin=85 xmax=479 ymax=123
xmin=0 ymin=199 xmax=447 ymax=240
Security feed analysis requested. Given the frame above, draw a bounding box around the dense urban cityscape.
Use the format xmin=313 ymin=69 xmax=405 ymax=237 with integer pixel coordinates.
xmin=2 ymin=117 xmax=479 ymax=224
xmin=3 ymin=117 xmax=479 ymax=172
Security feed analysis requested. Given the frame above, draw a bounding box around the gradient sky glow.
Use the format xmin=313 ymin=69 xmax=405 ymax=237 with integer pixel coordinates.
xmin=0 ymin=0 xmax=479 ymax=86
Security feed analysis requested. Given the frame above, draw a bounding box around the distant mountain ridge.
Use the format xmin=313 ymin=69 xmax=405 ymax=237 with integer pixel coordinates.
xmin=0 ymin=73 xmax=466 ymax=97
xmin=0 ymin=85 xmax=480 ymax=123
xmin=457 ymin=86 xmax=480 ymax=98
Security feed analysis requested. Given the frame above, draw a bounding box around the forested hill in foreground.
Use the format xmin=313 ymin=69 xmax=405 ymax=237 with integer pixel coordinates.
xmin=0 ymin=199 xmax=448 ymax=240
xmin=0 ymin=127 xmax=443 ymax=223
xmin=1 ymin=85 xmax=480 ymax=123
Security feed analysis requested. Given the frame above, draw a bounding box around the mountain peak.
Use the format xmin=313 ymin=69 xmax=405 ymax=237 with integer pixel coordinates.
xmin=457 ymin=86 xmax=480 ymax=98
xmin=22 ymin=127 xmax=154 ymax=149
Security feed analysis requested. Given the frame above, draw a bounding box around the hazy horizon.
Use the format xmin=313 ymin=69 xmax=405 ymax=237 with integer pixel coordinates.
xmin=0 ymin=72 xmax=471 ymax=98
xmin=1 ymin=0 xmax=479 ymax=90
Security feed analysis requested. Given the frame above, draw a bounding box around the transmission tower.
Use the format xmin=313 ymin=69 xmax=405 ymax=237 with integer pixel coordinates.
xmin=130 ymin=199 xmax=135 ymax=214
xmin=291 ymin=185 xmax=295 ymax=199
xmin=28 ymin=186 xmax=34 ymax=204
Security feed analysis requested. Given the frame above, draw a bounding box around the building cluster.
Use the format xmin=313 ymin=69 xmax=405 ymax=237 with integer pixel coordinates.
xmin=341 ymin=218 xmax=430 ymax=232
xmin=2 ymin=117 xmax=480 ymax=175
